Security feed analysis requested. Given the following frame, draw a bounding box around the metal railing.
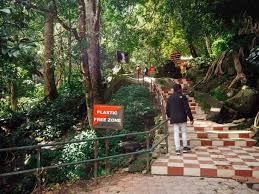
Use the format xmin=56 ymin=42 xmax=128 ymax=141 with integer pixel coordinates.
xmin=0 ymin=76 xmax=170 ymax=193
xmin=0 ymin=119 xmax=169 ymax=193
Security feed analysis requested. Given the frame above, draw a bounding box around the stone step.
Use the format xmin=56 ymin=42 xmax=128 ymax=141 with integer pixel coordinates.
xmin=186 ymin=126 xmax=230 ymax=131
xmin=169 ymin=130 xmax=255 ymax=139
xmin=151 ymin=146 xmax=259 ymax=178
xmin=188 ymin=138 xmax=256 ymax=147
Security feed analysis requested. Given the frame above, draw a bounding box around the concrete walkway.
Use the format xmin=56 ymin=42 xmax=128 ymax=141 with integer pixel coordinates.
xmin=45 ymin=174 xmax=258 ymax=194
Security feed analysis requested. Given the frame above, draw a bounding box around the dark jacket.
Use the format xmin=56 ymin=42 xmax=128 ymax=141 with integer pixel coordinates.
xmin=166 ymin=91 xmax=193 ymax=124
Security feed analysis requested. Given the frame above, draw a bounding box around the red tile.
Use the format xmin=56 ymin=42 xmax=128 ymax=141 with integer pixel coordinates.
xmin=231 ymin=162 xmax=246 ymax=165
xmin=217 ymin=165 xmax=234 ymax=170
xmin=224 ymin=141 xmax=235 ymax=146
xmin=197 ymin=133 xmax=208 ymax=138
xmin=247 ymin=141 xmax=256 ymax=147
xmin=213 ymin=127 xmax=224 ymax=131
xmin=218 ymin=134 xmax=228 ymax=139
xmin=239 ymin=134 xmax=249 ymax=138
xmin=199 ymin=161 xmax=214 ymax=164
xmin=201 ymin=140 xmax=212 ymax=146
xmin=195 ymin=127 xmax=204 ymax=131
xmin=184 ymin=157 xmax=197 ymax=160
xmin=168 ymin=167 xmax=184 ymax=175
xmin=201 ymin=168 xmax=217 ymax=177
xmin=184 ymin=163 xmax=200 ymax=168
xmin=197 ymin=154 xmax=211 ymax=157
xmin=235 ymin=170 xmax=252 ymax=177
xmin=243 ymin=159 xmax=257 ymax=162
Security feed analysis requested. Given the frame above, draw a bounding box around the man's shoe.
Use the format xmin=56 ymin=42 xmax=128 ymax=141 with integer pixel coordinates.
xmin=183 ymin=147 xmax=191 ymax=153
xmin=176 ymin=150 xmax=181 ymax=155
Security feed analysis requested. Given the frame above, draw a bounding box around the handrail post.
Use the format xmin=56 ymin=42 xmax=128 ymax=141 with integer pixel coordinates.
xmin=94 ymin=140 xmax=99 ymax=185
xmin=36 ymin=147 xmax=42 ymax=194
xmin=105 ymin=138 xmax=110 ymax=175
xmin=146 ymin=133 xmax=150 ymax=172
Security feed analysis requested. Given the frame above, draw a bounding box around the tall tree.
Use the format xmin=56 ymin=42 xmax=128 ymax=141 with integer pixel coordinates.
xmin=43 ymin=2 xmax=58 ymax=100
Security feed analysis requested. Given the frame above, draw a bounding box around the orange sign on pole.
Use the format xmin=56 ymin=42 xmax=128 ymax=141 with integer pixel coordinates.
xmin=92 ymin=104 xmax=124 ymax=129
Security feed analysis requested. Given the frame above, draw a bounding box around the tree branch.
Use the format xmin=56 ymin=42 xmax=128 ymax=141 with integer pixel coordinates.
xmin=56 ymin=16 xmax=80 ymax=40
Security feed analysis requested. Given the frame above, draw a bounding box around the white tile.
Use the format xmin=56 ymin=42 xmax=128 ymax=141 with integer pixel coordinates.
xmin=239 ymin=155 xmax=255 ymax=159
xmin=212 ymin=140 xmax=224 ymax=146
xmin=168 ymin=162 xmax=184 ymax=167
xmin=232 ymin=165 xmax=251 ymax=170
xmin=246 ymin=162 xmax=259 ymax=167
xmin=184 ymin=168 xmax=200 ymax=176
xmin=184 ymin=160 xmax=199 ymax=164
xmin=199 ymin=164 xmax=217 ymax=169
xmin=217 ymin=169 xmax=235 ymax=178
xmin=198 ymin=157 xmax=213 ymax=161
xmin=253 ymin=171 xmax=259 ymax=178
xmin=227 ymin=158 xmax=243 ymax=162
xmin=235 ymin=141 xmax=246 ymax=147
xmin=151 ymin=166 xmax=167 ymax=175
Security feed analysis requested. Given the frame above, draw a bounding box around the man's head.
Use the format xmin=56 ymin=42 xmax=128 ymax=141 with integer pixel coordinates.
xmin=173 ymin=84 xmax=182 ymax=93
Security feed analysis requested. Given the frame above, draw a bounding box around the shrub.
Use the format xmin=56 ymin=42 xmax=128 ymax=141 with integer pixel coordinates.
xmin=110 ymin=85 xmax=156 ymax=133
xmin=58 ymin=130 xmax=97 ymax=181
xmin=188 ymin=56 xmax=213 ymax=69
xmin=211 ymin=88 xmax=228 ymax=101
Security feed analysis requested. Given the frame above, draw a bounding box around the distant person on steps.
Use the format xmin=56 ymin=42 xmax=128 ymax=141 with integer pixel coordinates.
xmin=166 ymin=84 xmax=194 ymax=155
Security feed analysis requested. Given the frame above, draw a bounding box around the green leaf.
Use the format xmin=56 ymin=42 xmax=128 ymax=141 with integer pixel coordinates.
xmin=0 ymin=8 xmax=11 ymax=14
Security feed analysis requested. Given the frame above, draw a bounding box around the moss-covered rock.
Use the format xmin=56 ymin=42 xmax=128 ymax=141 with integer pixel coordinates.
xmin=128 ymin=159 xmax=146 ymax=173
xmin=227 ymin=86 xmax=259 ymax=117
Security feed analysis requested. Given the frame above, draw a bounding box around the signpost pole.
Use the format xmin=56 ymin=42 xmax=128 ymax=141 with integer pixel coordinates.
xmin=94 ymin=140 xmax=99 ymax=185
xmin=105 ymin=137 xmax=110 ymax=175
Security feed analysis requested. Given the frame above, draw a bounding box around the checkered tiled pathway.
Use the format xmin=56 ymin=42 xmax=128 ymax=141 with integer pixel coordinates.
xmin=152 ymin=146 xmax=259 ymax=178
xmin=151 ymin=78 xmax=259 ymax=179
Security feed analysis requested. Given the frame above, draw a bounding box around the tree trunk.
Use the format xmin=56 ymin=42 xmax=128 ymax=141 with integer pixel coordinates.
xmin=56 ymin=34 xmax=64 ymax=88
xmin=188 ymin=43 xmax=198 ymax=58
xmin=67 ymin=23 xmax=72 ymax=85
xmin=205 ymin=36 xmax=212 ymax=56
xmin=228 ymin=48 xmax=247 ymax=88
xmin=43 ymin=7 xmax=57 ymax=100
xmin=79 ymin=0 xmax=94 ymax=127
xmin=86 ymin=0 xmax=104 ymax=104
xmin=10 ymin=81 xmax=17 ymax=111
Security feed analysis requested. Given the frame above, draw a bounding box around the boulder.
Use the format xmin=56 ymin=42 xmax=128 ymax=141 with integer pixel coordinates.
xmin=227 ymin=86 xmax=259 ymax=117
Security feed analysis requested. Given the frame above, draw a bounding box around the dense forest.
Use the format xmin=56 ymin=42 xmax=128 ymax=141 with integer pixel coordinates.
xmin=1 ymin=0 xmax=259 ymax=193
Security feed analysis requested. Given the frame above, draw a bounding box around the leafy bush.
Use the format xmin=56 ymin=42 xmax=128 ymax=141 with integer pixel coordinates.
xmin=188 ymin=56 xmax=213 ymax=69
xmin=110 ymin=85 xmax=156 ymax=133
xmin=58 ymin=130 xmax=97 ymax=181
xmin=211 ymin=88 xmax=228 ymax=101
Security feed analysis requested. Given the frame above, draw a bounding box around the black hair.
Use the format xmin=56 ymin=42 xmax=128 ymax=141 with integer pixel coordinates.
xmin=173 ymin=84 xmax=182 ymax=92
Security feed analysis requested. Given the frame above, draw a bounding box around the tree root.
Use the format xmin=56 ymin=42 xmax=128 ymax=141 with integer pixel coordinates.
xmin=228 ymin=73 xmax=247 ymax=89
xmin=201 ymin=51 xmax=227 ymax=83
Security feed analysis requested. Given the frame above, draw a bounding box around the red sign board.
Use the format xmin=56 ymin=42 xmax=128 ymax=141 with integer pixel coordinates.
xmin=92 ymin=104 xmax=124 ymax=129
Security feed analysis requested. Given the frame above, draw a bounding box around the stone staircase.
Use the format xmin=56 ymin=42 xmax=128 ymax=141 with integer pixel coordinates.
xmin=151 ymin=78 xmax=259 ymax=179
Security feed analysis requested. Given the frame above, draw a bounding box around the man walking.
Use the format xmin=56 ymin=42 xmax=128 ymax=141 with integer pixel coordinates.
xmin=166 ymin=84 xmax=194 ymax=155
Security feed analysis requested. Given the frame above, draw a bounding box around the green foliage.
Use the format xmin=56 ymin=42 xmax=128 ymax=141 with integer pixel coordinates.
xmin=110 ymin=85 xmax=156 ymax=133
xmin=188 ymin=56 xmax=213 ymax=68
xmin=210 ymin=88 xmax=228 ymax=101
xmin=211 ymin=37 xmax=230 ymax=57
xmin=58 ymin=130 xmax=96 ymax=181
xmin=128 ymin=159 xmax=146 ymax=172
